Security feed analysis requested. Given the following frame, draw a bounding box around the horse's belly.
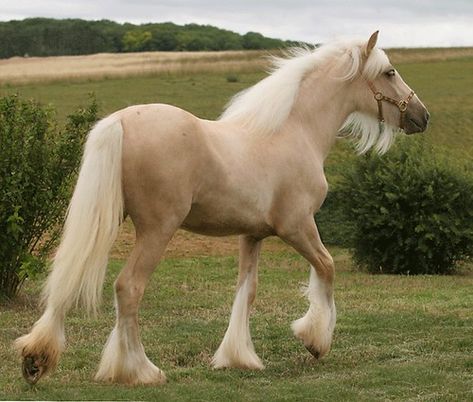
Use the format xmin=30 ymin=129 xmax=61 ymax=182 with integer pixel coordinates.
xmin=181 ymin=202 xmax=273 ymax=237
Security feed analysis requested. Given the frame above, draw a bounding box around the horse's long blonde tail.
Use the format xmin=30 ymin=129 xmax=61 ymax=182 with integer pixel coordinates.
xmin=45 ymin=114 xmax=124 ymax=314
xmin=15 ymin=114 xmax=124 ymax=379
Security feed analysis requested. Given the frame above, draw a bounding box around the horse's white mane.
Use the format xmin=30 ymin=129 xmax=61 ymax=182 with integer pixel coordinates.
xmin=219 ymin=39 xmax=396 ymax=154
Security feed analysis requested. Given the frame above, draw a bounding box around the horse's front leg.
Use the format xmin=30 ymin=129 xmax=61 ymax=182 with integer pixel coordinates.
xmin=279 ymin=218 xmax=336 ymax=359
xmin=212 ymin=235 xmax=264 ymax=369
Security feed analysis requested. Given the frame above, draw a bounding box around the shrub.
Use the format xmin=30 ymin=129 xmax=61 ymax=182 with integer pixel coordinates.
xmin=317 ymin=148 xmax=357 ymax=246
xmin=338 ymin=138 xmax=473 ymax=275
xmin=316 ymin=189 xmax=354 ymax=247
xmin=0 ymin=94 xmax=97 ymax=298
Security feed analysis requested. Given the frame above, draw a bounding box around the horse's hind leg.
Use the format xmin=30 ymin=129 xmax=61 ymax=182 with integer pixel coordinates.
xmin=212 ymin=235 xmax=264 ymax=369
xmin=95 ymin=228 xmax=174 ymax=385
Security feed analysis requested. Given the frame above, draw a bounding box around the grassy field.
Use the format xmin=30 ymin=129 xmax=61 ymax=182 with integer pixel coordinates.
xmin=1 ymin=48 xmax=473 ymax=400
xmin=2 ymin=249 xmax=473 ymax=401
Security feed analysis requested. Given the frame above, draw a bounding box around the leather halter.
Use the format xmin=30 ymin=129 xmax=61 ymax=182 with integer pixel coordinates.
xmin=367 ymin=81 xmax=415 ymax=133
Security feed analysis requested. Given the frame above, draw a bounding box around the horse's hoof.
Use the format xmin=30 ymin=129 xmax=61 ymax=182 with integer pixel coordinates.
xmin=304 ymin=344 xmax=320 ymax=359
xmin=22 ymin=355 xmax=45 ymax=385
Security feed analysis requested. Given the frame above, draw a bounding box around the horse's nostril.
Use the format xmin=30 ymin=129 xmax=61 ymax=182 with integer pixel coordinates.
xmin=425 ymin=111 xmax=431 ymax=123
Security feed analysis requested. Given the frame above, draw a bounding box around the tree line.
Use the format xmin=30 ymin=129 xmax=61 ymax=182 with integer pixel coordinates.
xmin=0 ymin=18 xmax=298 ymax=59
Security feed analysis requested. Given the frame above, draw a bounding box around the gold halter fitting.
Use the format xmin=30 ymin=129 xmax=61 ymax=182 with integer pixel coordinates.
xmin=368 ymin=81 xmax=415 ymax=133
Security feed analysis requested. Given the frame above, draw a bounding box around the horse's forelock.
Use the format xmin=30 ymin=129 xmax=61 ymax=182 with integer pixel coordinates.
xmin=333 ymin=41 xmax=391 ymax=82
xmin=362 ymin=47 xmax=391 ymax=80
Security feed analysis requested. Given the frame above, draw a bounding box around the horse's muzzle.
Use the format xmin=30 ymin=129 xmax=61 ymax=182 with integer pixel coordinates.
xmin=404 ymin=110 xmax=430 ymax=135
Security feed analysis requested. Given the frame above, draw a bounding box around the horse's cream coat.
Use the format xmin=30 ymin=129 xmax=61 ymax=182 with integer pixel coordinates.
xmin=15 ymin=32 xmax=429 ymax=385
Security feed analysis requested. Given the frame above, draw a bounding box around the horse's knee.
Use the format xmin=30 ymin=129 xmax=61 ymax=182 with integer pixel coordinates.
xmin=314 ymin=247 xmax=335 ymax=283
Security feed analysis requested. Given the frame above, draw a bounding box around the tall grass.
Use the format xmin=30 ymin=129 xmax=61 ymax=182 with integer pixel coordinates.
xmin=1 ymin=47 xmax=471 ymax=86
xmin=0 ymin=50 xmax=270 ymax=85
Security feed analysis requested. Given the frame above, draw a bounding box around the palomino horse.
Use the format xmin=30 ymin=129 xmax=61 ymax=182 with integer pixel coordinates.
xmin=15 ymin=31 xmax=429 ymax=385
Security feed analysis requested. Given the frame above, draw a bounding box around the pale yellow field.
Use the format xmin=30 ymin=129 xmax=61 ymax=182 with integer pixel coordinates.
xmin=0 ymin=50 xmax=268 ymax=85
xmin=387 ymin=47 xmax=473 ymax=63
xmin=0 ymin=47 xmax=471 ymax=85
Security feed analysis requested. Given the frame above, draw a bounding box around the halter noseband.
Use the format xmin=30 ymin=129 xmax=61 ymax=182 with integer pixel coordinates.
xmin=367 ymin=81 xmax=415 ymax=133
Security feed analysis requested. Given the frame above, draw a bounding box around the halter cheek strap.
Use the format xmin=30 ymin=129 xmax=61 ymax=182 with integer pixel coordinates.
xmin=367 ymin=81 xmax=415 ymax=133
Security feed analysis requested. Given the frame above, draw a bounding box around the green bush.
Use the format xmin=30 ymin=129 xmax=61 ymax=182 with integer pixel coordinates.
xmin=337 ymin=138 xmax=473 ymax=274
xmin=317 ymin=189 xmax=354 ymax=247
xmin=0 ymin=94 xmax=97 ymax=298
xmin=316 ymin=150 xmax=357 ymax=246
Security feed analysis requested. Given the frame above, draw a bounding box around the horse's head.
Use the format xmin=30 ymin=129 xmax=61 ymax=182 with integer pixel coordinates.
xmin=338 ymin=31 xmax=430 ymax=153
xmin=357 ymin=31 xmax=430 ymax=135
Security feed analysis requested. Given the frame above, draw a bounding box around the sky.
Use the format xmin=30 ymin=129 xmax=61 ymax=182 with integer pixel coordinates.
xmin=1 ymin=0 xmax=473 ymax=48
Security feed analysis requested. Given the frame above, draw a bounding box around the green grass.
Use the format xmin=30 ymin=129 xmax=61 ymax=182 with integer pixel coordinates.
xmin=396 ymin=58 xmax=473 ymax=157
xmin=1 ymin=249 xmax=473 ymax=401
xmin=0 ymin=72 xmax=264 ymax=123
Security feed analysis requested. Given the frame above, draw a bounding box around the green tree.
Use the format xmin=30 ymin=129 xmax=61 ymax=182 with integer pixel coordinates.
xmin=122 ymin=30 xmax=153 ymax=52
xmin=0 ymin=18 xmax=294 ymax=58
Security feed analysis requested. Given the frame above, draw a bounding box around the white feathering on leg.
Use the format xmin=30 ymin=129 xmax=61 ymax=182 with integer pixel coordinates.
xmin=212 ymin=277 xmax=263 ymax=369
xmin=291 ymin=266 xmax=336 ymax=358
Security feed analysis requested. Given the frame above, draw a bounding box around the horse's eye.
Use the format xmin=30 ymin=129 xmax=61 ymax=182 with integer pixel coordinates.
xmin=385 ymin=69 xmax=396 ymax=77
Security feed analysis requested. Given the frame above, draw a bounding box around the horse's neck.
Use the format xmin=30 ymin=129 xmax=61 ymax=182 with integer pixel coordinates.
xmin=283 ymin=77 xmax=355 ymax=160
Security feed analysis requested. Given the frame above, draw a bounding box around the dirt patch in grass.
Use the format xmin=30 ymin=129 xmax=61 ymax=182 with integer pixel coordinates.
xmin=111 ymin=218 xmax=291 ymax=260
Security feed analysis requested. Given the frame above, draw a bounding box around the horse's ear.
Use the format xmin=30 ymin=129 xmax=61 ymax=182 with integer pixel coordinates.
xmin=364 ymin=30 xmax=379 ymax=57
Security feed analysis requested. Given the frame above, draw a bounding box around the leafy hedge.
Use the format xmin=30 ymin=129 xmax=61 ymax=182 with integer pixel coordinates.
xmin=0 ymin=94 xmax=97 ymax=298
xmin=317 ymin=189 xmax=354 ymax=247
xmin=330 ymin=139 xmax=473 ymax=274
